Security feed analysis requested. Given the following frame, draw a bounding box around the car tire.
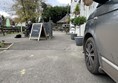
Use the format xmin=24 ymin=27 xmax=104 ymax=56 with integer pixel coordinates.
xmin=84 ymin=37 xmax=100 ymax=74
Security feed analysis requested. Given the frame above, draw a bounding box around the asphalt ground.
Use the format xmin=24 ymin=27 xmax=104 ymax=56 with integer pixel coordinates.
xmin=0 ymin=31 xmax=115 ymax=83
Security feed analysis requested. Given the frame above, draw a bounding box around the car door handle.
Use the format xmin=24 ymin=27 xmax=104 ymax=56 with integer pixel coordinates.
xmin=94 ymin=17 xmax=98 ymax=20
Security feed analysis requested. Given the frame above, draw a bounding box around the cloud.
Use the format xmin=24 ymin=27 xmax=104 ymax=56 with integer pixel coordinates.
xmin=0 ymin=0 xmax=14 ymax=15
xmin=57 ymin=0 xmax=71 ymax=5
xmin=0 ymin=11 xmax=10 ymax=17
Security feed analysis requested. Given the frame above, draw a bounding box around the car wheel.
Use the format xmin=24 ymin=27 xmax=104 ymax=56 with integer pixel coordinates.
xmin=84 ymin=37 xmax=100 ymax=74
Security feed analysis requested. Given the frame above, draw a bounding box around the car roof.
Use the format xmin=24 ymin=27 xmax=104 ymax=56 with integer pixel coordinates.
xmin=113 ymin=0 xmax=118 ymax=2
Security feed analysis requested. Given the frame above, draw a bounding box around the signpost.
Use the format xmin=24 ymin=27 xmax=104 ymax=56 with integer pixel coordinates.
xmin=29 ymin=23 xmax=47 ymax=41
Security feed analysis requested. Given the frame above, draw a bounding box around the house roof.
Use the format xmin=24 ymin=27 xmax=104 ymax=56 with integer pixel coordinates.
xmin=57 ymin=14 xmax=70 ymax=23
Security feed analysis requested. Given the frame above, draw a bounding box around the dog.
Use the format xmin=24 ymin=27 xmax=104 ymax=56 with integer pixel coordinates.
xmin=15 ymin=34 xmax=22 ymax=38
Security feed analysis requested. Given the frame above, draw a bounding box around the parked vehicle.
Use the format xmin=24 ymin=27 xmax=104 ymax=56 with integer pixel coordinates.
xmin=83 ymin=0 xmax=118 ymax=82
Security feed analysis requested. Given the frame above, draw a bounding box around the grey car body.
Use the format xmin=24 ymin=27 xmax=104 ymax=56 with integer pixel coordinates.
xmin=83 ymin=0 xmax=118 ymax=82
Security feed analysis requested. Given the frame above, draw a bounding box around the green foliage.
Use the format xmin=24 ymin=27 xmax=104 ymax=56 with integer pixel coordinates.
xmin=73 ymin=16 xmax=86 ymax=26
xmin=74 ymin=4 xmax=80 ymax=15
xmin=70 ymin=18 xmax=74 ymax=24
xmin=42 ymin=6 xmax=70 ymax=23
xmin=12 ymin=0 xmax=43 ymax=23
xmin=79 ymin=16 xmax=86 ymax=25
xmin=41 ymin=2 xmax=47 ymax=10
xmin=0 ymin=40 xmax=5 ymax=48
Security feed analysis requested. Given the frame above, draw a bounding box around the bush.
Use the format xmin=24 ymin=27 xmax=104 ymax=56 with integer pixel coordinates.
xmin=70 ymin=18 xmax=74 ymax=24
xmin=73 ymin=16 xmax=86 ymax=26
xmin=0 ymin=40 xmax=5 ymax=48
xmin=74 ymin=4 xmax=80 ymax=15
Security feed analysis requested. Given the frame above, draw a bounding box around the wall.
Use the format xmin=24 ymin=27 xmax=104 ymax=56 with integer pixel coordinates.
xmin=70 ymin=0 xmax=98 ymax=36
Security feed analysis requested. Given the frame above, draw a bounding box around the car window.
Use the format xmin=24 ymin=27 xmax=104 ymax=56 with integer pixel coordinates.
xmin=93 ymin=0 xmax=109 ymax=4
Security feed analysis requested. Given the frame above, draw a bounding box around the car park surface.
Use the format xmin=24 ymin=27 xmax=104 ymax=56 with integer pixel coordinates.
xmin=0 ymin=31 xmax=115 ymax=83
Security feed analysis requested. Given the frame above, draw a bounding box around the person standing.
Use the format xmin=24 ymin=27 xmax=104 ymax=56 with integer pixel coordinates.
xmin=0 ymin=15 xmax=5 ymax=36
xmin=25 ymin=21 xmax=32 ymax=37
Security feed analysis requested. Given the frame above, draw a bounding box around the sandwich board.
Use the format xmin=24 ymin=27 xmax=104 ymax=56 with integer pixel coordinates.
xmin=29 ymin=23 xmax=47 ymax=41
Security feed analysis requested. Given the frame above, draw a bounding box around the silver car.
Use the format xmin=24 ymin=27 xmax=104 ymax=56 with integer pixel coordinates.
xmin=83 ymin=0 xmax=118 ymax=82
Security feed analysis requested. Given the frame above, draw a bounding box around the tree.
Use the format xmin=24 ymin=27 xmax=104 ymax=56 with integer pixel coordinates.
xmin=41 ymin=2 xmax=47 ymax=10
xmin=42 ymin=6 xmax=70 ymax=23
xmin=73 ymin=16 xmax=86 ymax=36
xmin=12 ymin=0 xmax=44 ymax=23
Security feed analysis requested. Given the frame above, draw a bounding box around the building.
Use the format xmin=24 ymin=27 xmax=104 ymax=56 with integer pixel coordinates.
xmin=70 ymin=0 xmax=98 ymax=36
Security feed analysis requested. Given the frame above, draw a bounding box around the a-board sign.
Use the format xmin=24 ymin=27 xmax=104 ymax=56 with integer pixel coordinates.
xmin=43 ymin=22 xmax=49 ymax=35
xmin=29 ymin=23 xmax=47 ymax=41
xmin=43 ymin=21 xmax=53 ymax=38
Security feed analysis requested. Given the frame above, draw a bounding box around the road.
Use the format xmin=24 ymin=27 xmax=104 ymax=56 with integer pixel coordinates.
xmin=0 ymin=31 xmax=115 ymax=83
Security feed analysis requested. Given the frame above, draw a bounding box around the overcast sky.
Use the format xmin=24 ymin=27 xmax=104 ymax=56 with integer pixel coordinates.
xmin=0 ymin=0 xmax=71 ymax=16
xmin=0 ymin=0 xmax=71 ymax=10
xmin=0 ymin=0 xmax=14 ymax=13
xmin=46 ymin=0 xmax=70 ymax=6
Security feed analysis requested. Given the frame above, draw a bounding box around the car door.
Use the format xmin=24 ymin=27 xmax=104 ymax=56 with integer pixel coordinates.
xmin=94 ymin=1 xmax=118 ymax=81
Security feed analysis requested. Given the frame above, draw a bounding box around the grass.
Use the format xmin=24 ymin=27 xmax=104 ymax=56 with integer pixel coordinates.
xmin=0 ymin=40 xmax=5 ymax=48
